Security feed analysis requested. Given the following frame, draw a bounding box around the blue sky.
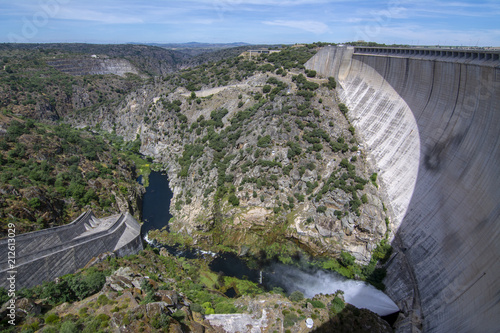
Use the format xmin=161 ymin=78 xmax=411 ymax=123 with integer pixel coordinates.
xmin=0 ymin=0 xmax=499 ymax=46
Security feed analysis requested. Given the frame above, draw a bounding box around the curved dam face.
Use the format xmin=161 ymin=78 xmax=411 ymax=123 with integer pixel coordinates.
xmin=306 ymin=46 xmax=500 ymax=332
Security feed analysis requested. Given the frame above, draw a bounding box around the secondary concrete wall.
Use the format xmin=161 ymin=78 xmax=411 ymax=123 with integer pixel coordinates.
xmin=0 ymin=211 xmax=143 ymax=290
xmin=306 ymin=46 xmax=500 ymax=333
xmin=47 ymin=58 xmax=140 ymax=77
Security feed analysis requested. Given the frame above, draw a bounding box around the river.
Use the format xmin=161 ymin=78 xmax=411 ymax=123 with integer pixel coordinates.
xmin=140 ymin=171 xmax=399 ymax=317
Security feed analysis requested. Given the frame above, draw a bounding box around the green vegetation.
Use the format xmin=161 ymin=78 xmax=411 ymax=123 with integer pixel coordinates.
xmin=330 ymin=294 xmax=345 ymax=314
xmin=325 ymin=76 xmax=337 ymax=89
xmin=289 ymin=290 xmax=304 ymax=302
xmin=338 ymin=103 xmax=349 ymax=115
xmin=0 ymin=48 xmax=147 ymax=119
xmin=313 ymin=239 xmax=392 ymax=290
xmin=257 ymin=135 xmax=272 ymax=148
xmin=370 ymin=172 xmax=378 ymax=187
xmin=19 ymin=267 xmax=106 ymax=305
xmin=0 ymin=118 xmax=145 ymax=236
xmin=0 ymin=43 xmax=393 ymax=331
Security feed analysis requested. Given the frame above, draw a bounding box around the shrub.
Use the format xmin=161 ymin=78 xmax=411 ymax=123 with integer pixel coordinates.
xmin=289 ymin=291 xmax=304 ymax=302
xmin=287 ymin=141 xmax=302 ymax=159
xmin=172 ymin=309 xmax=186 ymax=322
xmin=369 ymin=173 xmax=378 ymax=189
xmin=340 ymin=251 xmax=356 ymax=267
xmin=310 ymin=300 xmax=326 ymax=308
xmin=361 ymin=194 xmax=368 ymax=204
xmin=284 ymin=313 xmax=299 ymax=328
xmin=228 ymin=194 xmax=240 ymax=206
xmin=326 ymin=77 xmax=337 ymax=89
xmin=214 ymin=301 xmax=238 ymax=314
xmin=44 ymin=313 xmax=59 ymax=324
xmin=0 ymin=287 xmax=9 ymax=305
xmin=190 ymin=303 xmax=204 ymax=313
xmin=28 ymin=197 xmax=42 ymax=209
xmin=316 ymin=206 xmax=326 ymax=213
xmin=59 ymin=321 xmax=78 ymax=333
xmin=330 ymin=296 xmax=345 ymax=314
xmin=151 ymin=313 xmax=170 ymax=328
xmin=257 ymin=135 xmax=272 ymax=148
xmin=306 ymin=70 xmax=316 ymax=77
xmin=202 ymin=302 xmax=215 ymax=314
xmin=338 ymin=103 xmax=348 ymax=115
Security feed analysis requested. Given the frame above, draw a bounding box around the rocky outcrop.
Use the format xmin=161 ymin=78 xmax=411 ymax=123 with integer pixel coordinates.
xmin=85 ymin=69 xmax=390 ymax=263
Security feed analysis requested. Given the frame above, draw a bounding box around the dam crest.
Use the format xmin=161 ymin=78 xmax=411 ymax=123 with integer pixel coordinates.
xmin=306 ymin=46 xmax=500 ymax=333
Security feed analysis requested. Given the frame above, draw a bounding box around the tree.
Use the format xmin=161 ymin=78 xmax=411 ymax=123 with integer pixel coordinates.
xmin=316 ymin=205 xmax=327 ymax=213
xmin=326 ymin=77 xmax=336 ymax=89
xmin=338 ymin=103 xmax=348 ymax=115
xmin=228 ymin=194 xmax=240 ymax=206
xmin=257 ymin=135 xmax=272 ymax=148
xmin=306 ymin=70 xmax=317 ymax=77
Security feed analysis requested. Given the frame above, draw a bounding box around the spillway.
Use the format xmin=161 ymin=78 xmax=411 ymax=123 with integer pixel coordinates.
xmin=0 ymin=211 xmax=143 ymax=290
xmin=306 ymin=46 xmax=500 ymax=332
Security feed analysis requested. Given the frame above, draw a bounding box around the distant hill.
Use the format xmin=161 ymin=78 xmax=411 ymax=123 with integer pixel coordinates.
xmin=0 ymin=43 xmax=188 ymax=76
xmin=134 ymin=41 xmax=251 ymax=49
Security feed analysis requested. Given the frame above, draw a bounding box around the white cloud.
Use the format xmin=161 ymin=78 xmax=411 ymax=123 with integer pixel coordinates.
xmin=263 ymin=20 xmax=329 ymax=34
xmin=199 ymin=0 xmax=334 ymax=5
xmin=56 ymin=8 xmax=143 ymax=24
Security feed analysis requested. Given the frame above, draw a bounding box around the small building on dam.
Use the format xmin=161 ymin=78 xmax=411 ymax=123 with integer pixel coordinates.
xmin=0 ymin=211 xmax=143 ymax=290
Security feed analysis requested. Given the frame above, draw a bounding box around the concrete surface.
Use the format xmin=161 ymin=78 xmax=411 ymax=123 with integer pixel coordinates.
xmin=306 ymin=46 xmax=500 ymax=333
xmin=47 ymin=57 xmax=140 ymax=77
xmin=0 ymin=211 xmax=143 ymax=290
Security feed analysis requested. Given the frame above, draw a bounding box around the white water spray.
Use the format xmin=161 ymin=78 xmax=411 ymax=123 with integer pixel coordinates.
xmin=266 ymin=263 xmax=399 ymax=316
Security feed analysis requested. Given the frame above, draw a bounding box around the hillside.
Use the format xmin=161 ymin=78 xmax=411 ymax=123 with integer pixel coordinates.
xmin=0 ymin=43 xmax=187 ymax=76
xmin=0 ymin=43 xmax=396 ymax=332
xmin=0 ymin=116 xmax=144 ymax=237
xmin=0 ymin=247 xmax=391 ymax=332
xmin=65 ymin=44 xmax=392 ymax=280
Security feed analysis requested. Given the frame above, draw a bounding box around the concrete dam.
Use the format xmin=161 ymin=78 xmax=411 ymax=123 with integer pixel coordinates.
xmin=0 ymin=211 xmax=143 ymax=290
xmin=306 ymin=46 xmax=500 ymax=332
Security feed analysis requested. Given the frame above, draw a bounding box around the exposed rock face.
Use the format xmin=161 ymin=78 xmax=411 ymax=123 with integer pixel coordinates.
xmin=305 ymin=46 xmax=500 ymax=333
xmin=76 ymin=69 xmax=390 ymax=264
xmin=205 ymin=294 xmax=392 ymax=333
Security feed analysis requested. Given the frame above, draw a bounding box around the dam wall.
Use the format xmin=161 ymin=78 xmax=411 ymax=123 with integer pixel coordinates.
xmin=306 ymin=46 xmax=500 ymax=332
xmin=0 ymin=211 xmax=143 ymax=290
xmin=47 ymin=57 xmax=140 ymax=77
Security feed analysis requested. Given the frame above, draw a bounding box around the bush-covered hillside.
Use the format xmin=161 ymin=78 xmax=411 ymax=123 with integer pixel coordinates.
xmin=0 ymin=115 xmax=144 ymax=237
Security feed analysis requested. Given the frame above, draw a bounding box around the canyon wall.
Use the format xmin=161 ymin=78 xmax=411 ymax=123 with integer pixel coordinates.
xmin=306 ymin=46 xmax=500 ymax=332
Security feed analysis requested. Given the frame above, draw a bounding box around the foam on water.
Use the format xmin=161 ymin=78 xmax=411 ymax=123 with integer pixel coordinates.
xmin=265 ymin=263 xmax=399 ymax=316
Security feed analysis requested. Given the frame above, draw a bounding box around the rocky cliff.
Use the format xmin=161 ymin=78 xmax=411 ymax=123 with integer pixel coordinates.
xmin=70 ymin=50 xmax=391 ymax=266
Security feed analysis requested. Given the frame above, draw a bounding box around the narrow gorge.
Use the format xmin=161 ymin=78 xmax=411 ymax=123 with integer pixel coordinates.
xmin=1 ymin=43 xmax=498 ymax=332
